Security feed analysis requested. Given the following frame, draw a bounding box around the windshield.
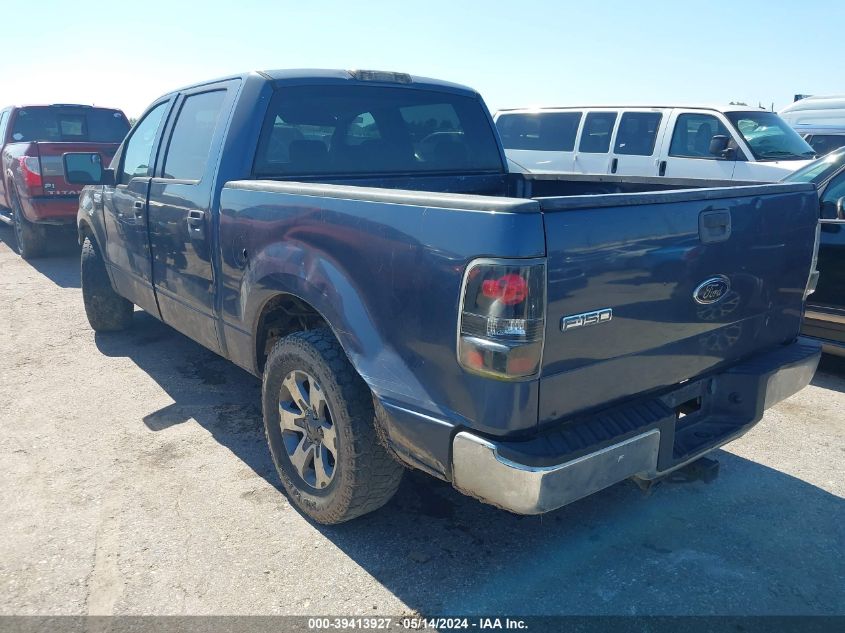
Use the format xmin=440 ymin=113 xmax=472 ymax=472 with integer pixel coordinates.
xmin=253 ymin=85 xmax=504 ymax=177
xmin=10 ymin=106 xmax=130 ymax=143
xmin=725 ymin=111 xmax=815 ymax=161
xmin=784 ymin=147 xmax=845 ymax=183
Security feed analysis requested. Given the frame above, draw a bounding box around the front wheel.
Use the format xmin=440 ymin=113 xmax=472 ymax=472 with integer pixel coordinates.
xmin=262 ymin=328 xmax=404 ymax=524
xmin=81 ymin=236 xmax=133 ymax=331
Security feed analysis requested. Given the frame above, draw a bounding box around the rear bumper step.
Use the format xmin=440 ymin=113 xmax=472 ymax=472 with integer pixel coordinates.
xmin=451 ymin=339 xmax=820 ymax=515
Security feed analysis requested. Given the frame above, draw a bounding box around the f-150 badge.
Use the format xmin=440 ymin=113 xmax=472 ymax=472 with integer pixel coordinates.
xmin=693 ymin=276 xmax=731 ymax=305
xmin=561 ymin=308 xmax=613 ymax=332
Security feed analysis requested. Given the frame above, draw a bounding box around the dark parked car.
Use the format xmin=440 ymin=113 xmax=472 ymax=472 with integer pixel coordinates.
xmin=785 ymin=148 xmax=845 ymax=354
xmin=0 ymin=104 xmax=130 ymax=258
xmin=64 ymin=69 xmax=820 ymax=523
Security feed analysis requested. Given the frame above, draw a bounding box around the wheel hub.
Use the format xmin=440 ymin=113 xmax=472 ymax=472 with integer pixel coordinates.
xmin=277 ymin=369 xmax=337 ymax=489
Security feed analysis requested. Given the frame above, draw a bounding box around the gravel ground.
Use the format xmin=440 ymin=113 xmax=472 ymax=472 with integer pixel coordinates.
xmin=0 ymin=226 xmax=842 ymax=617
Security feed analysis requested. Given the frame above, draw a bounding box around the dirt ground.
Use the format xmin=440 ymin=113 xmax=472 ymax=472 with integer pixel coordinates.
xmin=0 ymin=226 xmax=842 ymax=617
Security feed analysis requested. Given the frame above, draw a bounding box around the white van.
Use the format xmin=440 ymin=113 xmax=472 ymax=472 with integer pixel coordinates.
xmin=494 ymin=106 xmax=816 ymax=181
xmin=780 ymin=96 xmax=845 ymax=127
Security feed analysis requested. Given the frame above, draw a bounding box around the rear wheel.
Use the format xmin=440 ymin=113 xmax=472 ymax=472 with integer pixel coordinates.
xmin=11 ymin=190 xmax=45 ymax=259
xmin=262 ymin=328 xmax=404 ymax=524
xmin=81 ymin=236 xmax=133 ymax=331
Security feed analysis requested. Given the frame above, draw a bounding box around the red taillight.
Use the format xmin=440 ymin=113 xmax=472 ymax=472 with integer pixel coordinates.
xmin=481 ymin=274 xmax=529 ymax=305
xmin=19 ymin=156 xmax=42 ymax=189
xmin=458 ymin=259 xmax=546 ymax=380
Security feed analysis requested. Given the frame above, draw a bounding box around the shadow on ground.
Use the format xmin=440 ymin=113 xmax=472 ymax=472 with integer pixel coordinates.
xmin=0 ymin=225 xmax=80 ymax=288
xmin=93 ymin=312 xmax=845 ymax=616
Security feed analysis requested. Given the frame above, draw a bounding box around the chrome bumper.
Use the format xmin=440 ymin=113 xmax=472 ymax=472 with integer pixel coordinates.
xmin=451 ymin=339 xmax=821 ymax=515
xmin=452 ymin=429 xmax=662 ymax=514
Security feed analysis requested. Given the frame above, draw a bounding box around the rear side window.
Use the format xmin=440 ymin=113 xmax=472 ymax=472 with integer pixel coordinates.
xmin=253 ymin=84 xmax=504 ymax=177
xmin=9 ymin=107 xmax=129 ymax=143
xmin=669 ymin=113 xmax=730 ymax=158
xmin=162 ymin=91 xmax=226 ymax=181
xmin=614 ymin=112 xmax=662 ymax=156
xmin=496 ymin=112 xmax=582 ymax=151
xmin=579 ymin=112 xmax=617 ymax=153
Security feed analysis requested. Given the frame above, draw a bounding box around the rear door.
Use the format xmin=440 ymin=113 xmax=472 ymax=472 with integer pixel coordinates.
xmin=102 ymin=99 xmax=172 ymax=315
xmin=537 ymin=184 xmax=818 ymax=423
xmin=573 ymin=110 xmax=617 ymax=174
xmin=147 ymin=81 xmax=238 ymax=353
xmin=608 ymin=109 xmax=667 ymax=176
xmin=495 ymin=111 xmax=582 ymax=172
xmin=660 ymin=109 xmax=737 ymax=180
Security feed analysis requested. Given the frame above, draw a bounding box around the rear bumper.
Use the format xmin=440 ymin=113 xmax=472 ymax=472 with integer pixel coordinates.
xmin=20 ymin=195 xmax=79 ymax=225
xmin=451 ymin=339 xmax=820 ymax=515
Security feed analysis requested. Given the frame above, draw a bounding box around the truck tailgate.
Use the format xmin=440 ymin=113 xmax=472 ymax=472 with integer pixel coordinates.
xmin=537 ymin=183 xmax=819 ymax=424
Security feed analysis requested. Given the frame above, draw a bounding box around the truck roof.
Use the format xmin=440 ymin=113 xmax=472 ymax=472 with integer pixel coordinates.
xmin=165 ymin=69 xmax=480 ymax=99
xmin=496 ymin=104 xmax=768 ymax=114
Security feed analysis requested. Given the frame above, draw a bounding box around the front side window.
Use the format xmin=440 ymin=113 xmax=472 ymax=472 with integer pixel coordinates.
xmin=614 ymin=112 xmax=662 ymax=156
xmin=0 ymin=111 xmax=9 ymax=143
xmin=120 ymin=101 xmax=169 ymax=185
xmin=578 ymin=112 xmax=617 ymax=153
xmin=162 ymin=91 xmax=227 ymax=181
xmin=9 ymin=106 xmax=129 ymax=143
xmin=496 ymin=112 xmax=582 ymax=151
xmin=725 ymin=111 xmax=815 ymax=161
xmin=253 ymin=85 xmax=504 ymax=177
xmin=669 ymin=113 xmax=731 ymax=158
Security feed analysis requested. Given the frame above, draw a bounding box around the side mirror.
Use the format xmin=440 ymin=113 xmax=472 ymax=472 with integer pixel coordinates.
xmin=63 ymin=152 xmax=114 ymax=186
xmin=837 ymin=197 xmax=845 ymax=220
xmin=708 ymin=135 xmax=731 ymax=158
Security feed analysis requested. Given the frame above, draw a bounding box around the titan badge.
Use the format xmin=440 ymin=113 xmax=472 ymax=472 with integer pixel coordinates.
xmin=561 ymin=308 xmax=613 ymax=332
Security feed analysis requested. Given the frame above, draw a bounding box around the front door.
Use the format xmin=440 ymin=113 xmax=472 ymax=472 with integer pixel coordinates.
xmin=147 ymin=82 xmax=236 ymax=354
xmin=102 ymin=100 xmax=171 ymax=315
xmin=660 ymin=110 xmax=737 ymax=180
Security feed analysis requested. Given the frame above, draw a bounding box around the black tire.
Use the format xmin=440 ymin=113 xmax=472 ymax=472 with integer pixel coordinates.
xmin=81 ymin=236 xmax=133 ymax=332
xmin=11 ymin=190 xmax=45 ymax=259
xmin=262 ymin=328 xmax=404 ymax=524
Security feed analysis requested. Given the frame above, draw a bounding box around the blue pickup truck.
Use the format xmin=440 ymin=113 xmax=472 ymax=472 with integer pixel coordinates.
xmin=63 ymin=69 xmax=822 ymax=524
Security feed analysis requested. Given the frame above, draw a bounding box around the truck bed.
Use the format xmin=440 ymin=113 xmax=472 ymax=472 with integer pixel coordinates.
xmin=217 ymin=174 xmax=818 ymax=455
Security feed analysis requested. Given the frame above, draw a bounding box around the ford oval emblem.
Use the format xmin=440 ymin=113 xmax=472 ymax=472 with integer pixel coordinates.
xmin=693 ymin=276 xmax=731 ymax=305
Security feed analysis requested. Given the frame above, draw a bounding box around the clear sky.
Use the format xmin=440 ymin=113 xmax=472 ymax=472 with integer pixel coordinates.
xmin=1 ymin=0 xmax=842 ymax=118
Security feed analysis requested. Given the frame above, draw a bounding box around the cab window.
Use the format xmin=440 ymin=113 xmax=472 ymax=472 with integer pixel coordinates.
xmin=669 ymin=113 xmax=731 ymax=159
xmin=162 ymin=90 xmax=227 ymax=181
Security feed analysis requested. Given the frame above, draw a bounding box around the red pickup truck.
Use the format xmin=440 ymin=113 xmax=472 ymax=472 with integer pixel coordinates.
xmin=0 ymin=104 xmax=130 ymax=258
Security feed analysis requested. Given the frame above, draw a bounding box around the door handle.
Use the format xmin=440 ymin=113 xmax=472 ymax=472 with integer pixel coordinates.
xmin=186 ymin=209 xmax=206 ymax=239
xmin=610 ymin=157 xmax=618 ymax=174
xmin=133 ymin=200 xmax=145 ymax=218
xmin=699 ymin=209 xmax=732 ymax=244
xmin=658 ymin=160 xmax=667 ymax=176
